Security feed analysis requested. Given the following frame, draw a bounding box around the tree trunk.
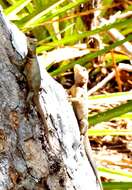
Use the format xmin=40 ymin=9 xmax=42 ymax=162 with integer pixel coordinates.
xmin=0 ymin=10 xmax=101 ymax=190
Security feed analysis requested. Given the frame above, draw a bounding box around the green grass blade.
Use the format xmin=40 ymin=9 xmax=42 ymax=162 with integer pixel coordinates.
xmin=39 ymin=23 xmax=75 ymax=43
xmin=99 ymin=167 xmax=132 ymax=179
xmin=118 ymin=113 xmax=132 ymax=119
xmin=50 ymin=34 xmax=132 ymax=76
xmin=4 ymin=0 xmax=31 ymax=18
xmin=102 ymin=182 xmax=132 ymax=190
xmin=37 ymin=18 xmax=132 ymax=52
xmin=22 ymin=0 xmax=86 ymax=29
xmin=89 ymin=91 xmax=132 ymax=104
xmin=88 ymin=129 xmax=132 ymax=136
xmin=88 ymin=100 xmax=132 ymax=126
xmin=104 ymin=53 xmax=129 ymax=67
xmin=16 ymin=0 xmax=66 ymax=28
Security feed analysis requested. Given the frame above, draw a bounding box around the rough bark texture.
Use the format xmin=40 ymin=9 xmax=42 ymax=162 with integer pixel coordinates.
xmin=0 ymin=11 xmax=100 ymax=190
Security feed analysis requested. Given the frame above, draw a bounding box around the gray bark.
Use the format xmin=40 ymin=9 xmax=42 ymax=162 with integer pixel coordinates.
xmin=0 ymin=10 xmax=100 ymax=190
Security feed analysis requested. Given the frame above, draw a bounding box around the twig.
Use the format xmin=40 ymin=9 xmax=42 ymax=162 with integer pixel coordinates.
xmin=88 ymin=63 xmax=132 ymax=96
xmin=107 ymin=28 xmax=132 ymax=59
xmin=100 ymin=12 xmax=132 ymax=59
xmin=111 ymin=50 xmax=122 ymax=92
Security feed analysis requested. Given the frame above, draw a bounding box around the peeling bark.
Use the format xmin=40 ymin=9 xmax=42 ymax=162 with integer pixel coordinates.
xmin=0 ymin=11 xmax=101 ymax=190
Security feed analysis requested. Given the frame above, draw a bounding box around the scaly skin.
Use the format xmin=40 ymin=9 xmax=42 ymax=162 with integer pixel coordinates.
xmin=24 ymin=38 xmax=50 ymax=146
xmin=70 ymin=64 xmax=103 ymax=190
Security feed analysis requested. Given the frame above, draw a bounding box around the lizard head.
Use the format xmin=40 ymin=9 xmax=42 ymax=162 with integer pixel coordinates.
xmin=74 ymin=64 xmax=88 ymax=86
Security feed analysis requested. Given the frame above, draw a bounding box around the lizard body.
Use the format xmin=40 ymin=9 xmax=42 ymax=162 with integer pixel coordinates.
xmin=24 ymin=38 xmax=50 ymax=146
xmin=70 ymin=64 xmax=103 ymax=190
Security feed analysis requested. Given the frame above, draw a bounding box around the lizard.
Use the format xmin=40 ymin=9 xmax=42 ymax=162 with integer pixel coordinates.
xmin=24 ymin=38 xmax=50 ymax=147
xmin=0 ymin=10 xmax=51 ymax=148
xmin=69 ymin=64 xmax=103 ymax=190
